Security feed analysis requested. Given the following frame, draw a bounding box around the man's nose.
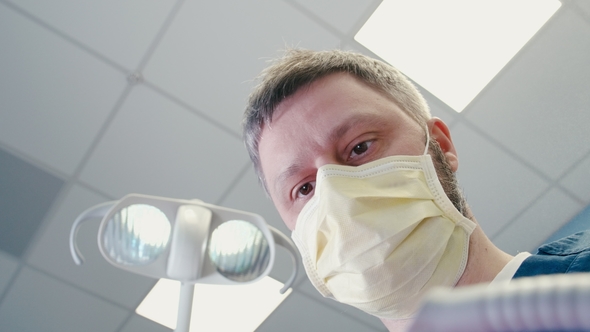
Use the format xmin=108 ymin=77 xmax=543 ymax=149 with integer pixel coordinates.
xmin=314 ymin=154 xmax=343 ymax=169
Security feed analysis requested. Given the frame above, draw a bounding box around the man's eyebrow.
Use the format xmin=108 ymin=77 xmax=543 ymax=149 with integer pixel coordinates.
xmin=274 ymin=163 xmax=304 ymax=198
xmin=328 ymin=113 xmax=386 ymax=143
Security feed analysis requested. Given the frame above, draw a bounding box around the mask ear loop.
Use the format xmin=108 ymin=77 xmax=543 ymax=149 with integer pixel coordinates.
xmin=423 ymin=127 xmax=431 ymax=155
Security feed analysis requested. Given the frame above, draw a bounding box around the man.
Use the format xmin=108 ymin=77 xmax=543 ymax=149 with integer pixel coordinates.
xmin=242 ymin=49 xmax=590 ymax=331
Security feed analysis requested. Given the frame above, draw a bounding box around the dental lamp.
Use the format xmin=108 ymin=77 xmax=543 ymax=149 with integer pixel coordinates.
xmin=69 ymin=193 xmax=299 ymax=332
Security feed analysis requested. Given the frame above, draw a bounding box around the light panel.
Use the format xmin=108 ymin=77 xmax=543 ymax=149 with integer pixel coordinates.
xmin=355 ymin=0 xmax=561 ymax=112
xmin=136 ymin=277 xmax=292 ymax=331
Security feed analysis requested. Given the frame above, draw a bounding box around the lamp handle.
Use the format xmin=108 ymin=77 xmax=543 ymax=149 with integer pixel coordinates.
xmin=269 ymin=226 xmax=300 ymax=294
xmin=69 ymin=201 xmax=117 ymax=265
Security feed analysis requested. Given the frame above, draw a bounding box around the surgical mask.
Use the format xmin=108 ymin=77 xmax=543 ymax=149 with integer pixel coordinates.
xmin=291 ymin=133 xmax=476 ymax=319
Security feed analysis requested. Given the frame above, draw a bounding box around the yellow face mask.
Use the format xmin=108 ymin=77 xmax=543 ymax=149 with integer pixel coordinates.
xmin=291 ymin=141 xmax=476 ymax=319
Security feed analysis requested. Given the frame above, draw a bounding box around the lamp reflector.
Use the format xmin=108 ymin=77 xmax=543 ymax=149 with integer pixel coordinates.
xmin=208 ymin=220 xmax=270 ymax=282
xmin=102 ymin=204 xmax=171 ymax=265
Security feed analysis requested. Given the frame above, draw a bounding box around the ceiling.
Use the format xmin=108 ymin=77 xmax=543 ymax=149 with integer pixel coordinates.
xmin=1 ymin=0 xmax=590 ymax=331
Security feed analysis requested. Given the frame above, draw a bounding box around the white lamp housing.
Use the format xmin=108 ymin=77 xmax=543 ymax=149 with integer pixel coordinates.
xmin=69 ymin=193 xmax=299 ymax=291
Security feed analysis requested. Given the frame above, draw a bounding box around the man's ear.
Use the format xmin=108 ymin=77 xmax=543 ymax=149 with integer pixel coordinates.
xmin=427 ymin=118 xmax=459 ymax=172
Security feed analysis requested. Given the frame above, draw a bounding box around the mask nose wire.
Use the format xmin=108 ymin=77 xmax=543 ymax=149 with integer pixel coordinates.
xmin=423 ymin=127 xmax=431 ymax=155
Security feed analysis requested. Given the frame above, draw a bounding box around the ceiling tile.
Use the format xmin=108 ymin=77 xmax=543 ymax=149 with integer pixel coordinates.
xmin=545 ymin=203 xmax=590 ymax=243
xmin=0 ymin=251 xmax=19 ymax=297
xmin=0 ymin=148 xmax=64 ymax=257
xmin=0 ymin=267 xmax=129 ymax=332
xmin=492 ymin=188 xmax=583 ymax=255
xmin=119 ymin=315 xmax=170 ymax=332
xmin=0 ymin=5 xmax=127 ymax=175
xmin=256 ymin=291 xmax=384 ymax=332
xmin=292 ymin=0 xmax=378 ymax=35
xmin=573 ymin=0 xmax=590 ymax=17
xmin=451 ymin=122 xmax=549 ymax=237
xmin=464 ymin=7 xmax=590 ymax=179
xmin=560 ymin=153 xmax=590 ymax=202
xmin=296 ymin=279 xmax=388 ymax=331
xmin=6 ymin=0 xmax=176 ymax=70
xmin=79 ymin=84 xmax=249 ymax=202
xmin=143 ymin=0 xmax=340 ymax=135
xmin=27 ymin=185 xmax=157 ymax=309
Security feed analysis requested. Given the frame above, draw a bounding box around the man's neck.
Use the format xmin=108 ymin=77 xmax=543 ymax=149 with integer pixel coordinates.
xmin=455 ymin=223 xmax=513 ymax=287
xmin=380 ymin=317 xmax=414 ymax=332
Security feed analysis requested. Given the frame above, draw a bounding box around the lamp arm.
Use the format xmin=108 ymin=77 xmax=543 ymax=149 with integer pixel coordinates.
xmin=69 ymin=201 xmax=117 ymax=265
xmin=175 ymin=282 xmax=195 ymax=332
xmin=269 ymin=226 xmax=300 ymax=294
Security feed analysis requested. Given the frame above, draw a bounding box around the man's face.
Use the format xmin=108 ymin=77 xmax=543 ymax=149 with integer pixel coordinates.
xmin=258 ymin=72 xmax=442 ymax=230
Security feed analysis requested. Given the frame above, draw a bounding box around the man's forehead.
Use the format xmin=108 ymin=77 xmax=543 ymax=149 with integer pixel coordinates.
xmin=266 ymin=73 xmax=384 ymax=122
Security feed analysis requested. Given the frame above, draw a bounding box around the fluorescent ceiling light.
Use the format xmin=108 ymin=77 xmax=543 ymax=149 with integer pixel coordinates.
xmin=355 ymin=0 xmax=561 ymax=112
xmin=136 ymin=277 xmax=291 ymax=331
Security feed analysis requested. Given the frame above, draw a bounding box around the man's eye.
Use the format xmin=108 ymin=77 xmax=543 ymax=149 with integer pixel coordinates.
xmin=298 ymin=182 xmax=315 ymax=197
xmin=350 ymin=141 xmax=372 ymax=158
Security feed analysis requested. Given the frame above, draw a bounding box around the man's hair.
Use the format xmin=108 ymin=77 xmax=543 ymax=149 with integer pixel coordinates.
xmin=243 ymin=48 xmax=432 ymax=194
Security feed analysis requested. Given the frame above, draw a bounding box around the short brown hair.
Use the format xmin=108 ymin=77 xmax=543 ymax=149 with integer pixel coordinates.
xmin=243 ymin=49 xmax=431 ymax=194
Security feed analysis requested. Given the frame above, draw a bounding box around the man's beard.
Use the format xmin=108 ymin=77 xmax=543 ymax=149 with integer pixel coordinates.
xmin=429 ymin=140 xmax=469 ymax=218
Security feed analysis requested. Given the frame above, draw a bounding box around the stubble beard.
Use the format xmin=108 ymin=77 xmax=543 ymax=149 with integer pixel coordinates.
xmin=429 ymin=140 xmax=469 ymax=219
